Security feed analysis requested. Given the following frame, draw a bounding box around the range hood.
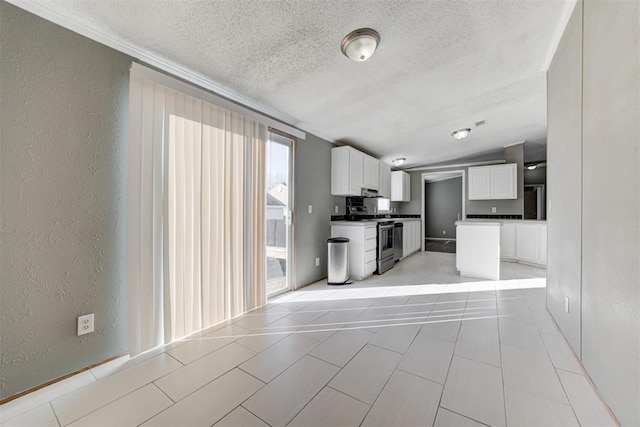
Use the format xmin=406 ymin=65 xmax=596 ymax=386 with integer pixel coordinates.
xmin=361 ymin=188 xmax=380 ymax=198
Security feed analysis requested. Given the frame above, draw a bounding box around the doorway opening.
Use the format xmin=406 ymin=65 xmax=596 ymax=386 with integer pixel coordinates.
xmin=266 ymin=132 xmax=294 ymax=297
xmin=524 ymin=184 xmax=546 ymax=220
xmin=420 ymin=170 xmax=465 ymax=253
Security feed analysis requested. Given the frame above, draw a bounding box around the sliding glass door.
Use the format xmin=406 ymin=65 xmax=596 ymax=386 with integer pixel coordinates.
xmin=266 ymin=132 xmax=294 ymax=297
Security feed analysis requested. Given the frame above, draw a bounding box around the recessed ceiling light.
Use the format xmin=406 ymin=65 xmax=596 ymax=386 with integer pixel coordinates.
xmin=341 ymin=28 xmax=380 ymax=62
xmin=392 ymin=158 xmax=406 ymax=166
xmin=451 ymin=128 xmax=471 ymax=140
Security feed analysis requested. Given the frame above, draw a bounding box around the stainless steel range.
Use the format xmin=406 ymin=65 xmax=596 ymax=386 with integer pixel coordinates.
xmin=376 ymin=221 xmax=395 ymax=274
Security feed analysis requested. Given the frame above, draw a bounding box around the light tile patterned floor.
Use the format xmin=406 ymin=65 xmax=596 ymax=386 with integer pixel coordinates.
xmin=1 ymin=252 xmax=618 ymax=426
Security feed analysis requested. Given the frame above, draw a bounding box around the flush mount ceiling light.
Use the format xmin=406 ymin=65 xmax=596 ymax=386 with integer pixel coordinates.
xmin=451 ymin=128 xmax=471 ymax=140
xmin=392 ymin=158 xmax=406 ymax=166
xmin=341 ymin=28 xmax=380 ymax=62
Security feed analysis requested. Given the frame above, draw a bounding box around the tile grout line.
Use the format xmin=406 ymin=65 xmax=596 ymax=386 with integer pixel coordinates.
xmin=133 ymin=383 xmax=177 ymax=426
xmin=432 ymin=293 xmax=472 ymax=426
xmin=497 ymin=290 xmax=510 ymax=426
xmin=436 ymin=407 xmax=493 ymax=427
xmin=61 ymin=382 xmax=162 ymax=426
xmin=274 ymin=356 xmax=348 ymax=426
xmin=49 ymin=402 xmax=62 ymax=427
xmin=238 ymin=404 xmax=272 ymax=427
xmin=151 ymin=381 xmax=176 ymax=404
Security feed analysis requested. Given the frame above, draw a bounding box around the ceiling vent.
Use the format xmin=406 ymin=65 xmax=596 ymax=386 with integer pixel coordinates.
xmin=475 ymin=120 xmax=486 ymax=127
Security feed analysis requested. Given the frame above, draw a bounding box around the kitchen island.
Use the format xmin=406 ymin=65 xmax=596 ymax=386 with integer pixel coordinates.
xmin=455 ymin=220 xmax=501 ymax=280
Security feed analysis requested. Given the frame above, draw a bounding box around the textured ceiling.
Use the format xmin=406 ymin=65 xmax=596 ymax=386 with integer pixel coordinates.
xmin=24 ymin=0 xmax=571 ymax=167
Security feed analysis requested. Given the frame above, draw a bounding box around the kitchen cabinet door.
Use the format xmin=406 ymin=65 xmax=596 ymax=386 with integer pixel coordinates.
xmin=468 ymin=167 xmax=492 ymax=200
xmin=468 ymin=163 xmax=517 ymax=200
xmin=379 ymin=162 xmax=391 ymax=198
xmin=500 ymin=222 xmax=516 ymax=259
xmin=401 ymin=221 xmax=420 ymax=257
xmin=536 ymin=223 xmax=547 ymax=265
xmin=402 ymin=222 xmax=410 ymax=257
xmin=331 ymin=146 xmax=364 ymax=196
xmin=363 ymin=155 xmax=379 ymax=190
xmin=331 ymin=224 xmax=377 ymax=280
xmin=403 ymin=172 xmax=411 ymax=201
xmin=492 ymin=164 xmax=517 ymax=199
xmin=514 ymin=222 xmax=547 ymax=266
xmin=515 ymin=223 xmax=539 ymax=264
xmin=391 ymin=171 xmax=410 ymax=202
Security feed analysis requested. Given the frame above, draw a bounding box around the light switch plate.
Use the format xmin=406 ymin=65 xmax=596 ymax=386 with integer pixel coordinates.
xmin=334 ymin=205 xmax=339 ymax=214
xmin=491 ymin=207 xmax=497 ymax=213
xmin=565 ymin=296 xmax=570 ymax=313
xmin=308 ymin=205 xmax=313 ymax=214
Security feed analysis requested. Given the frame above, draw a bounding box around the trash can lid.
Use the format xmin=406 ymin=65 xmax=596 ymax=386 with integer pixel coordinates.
xmin=328 ymin=237 xmax=349 ymax=243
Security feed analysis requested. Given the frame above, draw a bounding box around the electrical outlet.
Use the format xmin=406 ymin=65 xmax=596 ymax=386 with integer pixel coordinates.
xmin=334 ymin=205 xmax=339 ymax=214
xmin=492 ymin=207 xmax=497 ymax=213
xmin=442 ymin=230 xmax=446 ymax=235
xmin=565 ymin=296 xmax=570 ymax=313
xmin=308 ymin=204 xmax=313 ymax=214
xmin=77 ymin=313 xmax=94 ymax=336
xmin=315 ymin=257 xmax=320 ymax=267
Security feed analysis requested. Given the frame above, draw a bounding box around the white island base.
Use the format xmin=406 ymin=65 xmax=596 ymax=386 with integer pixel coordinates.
xmin=455 ymin=221 xmax=501 ymax=281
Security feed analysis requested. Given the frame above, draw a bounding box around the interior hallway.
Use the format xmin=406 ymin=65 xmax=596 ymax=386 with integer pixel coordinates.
xmin=0 ymin=252 xmax=616 ymax=426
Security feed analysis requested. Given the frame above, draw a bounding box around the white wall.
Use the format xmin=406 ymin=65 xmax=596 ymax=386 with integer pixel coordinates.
xmin=547 ymin=1 xmax=640 ymax=424
xmin=580 ymin=1 xmax=639 ymax=423
xmin=547 ymin=0 xmax=583 ymax=355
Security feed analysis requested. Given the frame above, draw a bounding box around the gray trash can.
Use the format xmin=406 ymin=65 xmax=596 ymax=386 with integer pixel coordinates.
xmin=327 ymin=237 xmax=351 ymax=285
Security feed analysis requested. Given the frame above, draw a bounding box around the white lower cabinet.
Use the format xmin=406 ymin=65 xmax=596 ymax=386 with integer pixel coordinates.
xmin=499 ymin=221 xmax=547 ymax=266
xmin=331 ymin=223 xmax=377 ymax=281
xmin=402 ymin=220 xmax=421 ymax=258
xmin=500 ymin=222 xmax=516 ymax=260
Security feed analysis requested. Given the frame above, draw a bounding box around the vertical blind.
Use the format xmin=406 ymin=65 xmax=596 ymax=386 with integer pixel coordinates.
xmin=128 ymin=68 xmax=267 ymax=356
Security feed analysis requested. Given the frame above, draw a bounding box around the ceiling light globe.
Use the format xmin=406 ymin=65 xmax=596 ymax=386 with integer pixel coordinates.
xmin=341 ymin=29 xmax=380 ymax=62
xmin=451 ymin=128 xmax=471 ymax=140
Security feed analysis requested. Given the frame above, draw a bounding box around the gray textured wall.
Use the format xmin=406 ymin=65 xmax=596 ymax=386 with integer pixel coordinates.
xmin=398 ymin=145 xmax=525 ymax=217
xmin=547 ymin=0 xmax=640 ymax=424
xmin=581 ymin=0 xmax=639 ymax=424
xmin=424 ymin=177 xmax=462 ymax=238
xmin=294 ymin=134 xmax=336 ymax=289
xmin=0 ymin=2 xmax=131 ymax=399
xmin=546 ymin=1 xmax=583 ymax=355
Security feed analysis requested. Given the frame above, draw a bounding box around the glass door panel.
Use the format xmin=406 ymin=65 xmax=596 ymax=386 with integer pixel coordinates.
xmin=266 ymin=132 xmax=293 ymax=297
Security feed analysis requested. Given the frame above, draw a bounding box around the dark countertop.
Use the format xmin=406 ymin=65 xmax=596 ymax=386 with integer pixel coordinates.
xmin=331 ymin=214 xmax=420 ymax=221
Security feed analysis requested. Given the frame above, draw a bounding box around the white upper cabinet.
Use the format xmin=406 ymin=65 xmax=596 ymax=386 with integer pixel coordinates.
xmin=363 ymin=154 xmax=380 ymax=190
xmin=492 ymin=164 xmax=518 ymax=199
xmin=468 ymin=163 xmax=517 ymax=200
xmin=331 ymin=146 xmax=364 ymax=196
xmin=468 ymin=167 xmax=492 ymax=199
xmin=378 ymin=162 xmax=391 ymax=198
xmin=391 ymin=171 xmax=410 ymax=202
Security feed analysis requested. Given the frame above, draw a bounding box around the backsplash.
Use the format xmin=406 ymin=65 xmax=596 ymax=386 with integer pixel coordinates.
xmin=466 ymin=214 xmax=523 ymax=219
xmin=331 ymin=214 xmax=420 ymax=221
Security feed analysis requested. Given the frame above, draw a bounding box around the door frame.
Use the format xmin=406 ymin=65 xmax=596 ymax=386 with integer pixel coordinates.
xmin=266 ymin=129 xmax=296 ymax=298
xmin=420 ymin=170 xmax=466 ymax=252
